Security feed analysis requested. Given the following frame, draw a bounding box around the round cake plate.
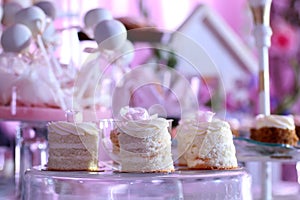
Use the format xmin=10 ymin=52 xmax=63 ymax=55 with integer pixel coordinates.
xmin=234 ymin=137 xmax=300 ymax=161
xmin=22 ymin=165 xmax=252 ymax=200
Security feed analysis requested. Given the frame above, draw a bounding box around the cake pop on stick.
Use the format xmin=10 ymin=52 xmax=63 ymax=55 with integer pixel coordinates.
xmin=93 ymin=19 xmax=127 ymax=51
xmin=1 ymin=23 xmax=32 ymax=54
xmin=14 ymin=6 xmax=63 ymax=76
xmin=0 ymin=23 xmax=32 ymax=75
xmin=84 ymin=8 xmax=113 ymax=30
xmin=34 ymin=1 xmax=56 ymax=20
xmin=1 ymin=2 xmax=23 ymax=27
xmin=74 ymin=18 xmax=128 ymax=110
xmin=13 ymin=6 xmax=67 ymax=109
xmin=14 ymin=6 xmax=47 ymax=38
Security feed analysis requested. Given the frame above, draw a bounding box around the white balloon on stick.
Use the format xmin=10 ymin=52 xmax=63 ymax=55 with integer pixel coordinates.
xmin=1 ymin=24 xmax=32 ymax=53
xmin=93 ymin=19 xmax=127 ymax=51
xmin=84 ymin=8 xmax=113 ymax=29
xmin=14 ymin=6 xmax=47 ymax=37
xmin=2 ymin=2 xmax=23 ymax=26
xmin=34 ymin=1 xmax=56 ymax=20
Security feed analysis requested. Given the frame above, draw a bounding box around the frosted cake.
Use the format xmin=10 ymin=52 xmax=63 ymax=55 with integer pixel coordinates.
xmin=250 ymin=114 xmax=298 ymax=146
xmin=176 ymin=111 xmax=238 ymax=169
xmin=111 ymin=106 xmax=174 ymax=173
xmin=47 ymin=121 xmax=99 ymax=171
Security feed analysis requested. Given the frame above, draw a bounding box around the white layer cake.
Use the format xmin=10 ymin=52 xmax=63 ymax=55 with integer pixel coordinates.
xmin=113 ymin=106 xmax=174 ymax=173
xmin=47 ymin=121 xmax=99 ymax=171
xmin=177 ymin=111 xmax=238 ymax=169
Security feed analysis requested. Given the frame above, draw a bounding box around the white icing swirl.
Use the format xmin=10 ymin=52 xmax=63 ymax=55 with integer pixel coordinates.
xmin=255 ymin=114 xmax=295 ymax=130
xmin=180 ymin=111 xmax=215 ymax=124
xmin=48 ymin=121 xmax=99 ymax=136
xmin=119 ymin=106 xmax=150 ymax=120
xmin=196 ymin=110 xmax=215 ymax=122
xmin=117 ymin=106 xmax=170 ymax=138
xmin=117 ymin=117 xmax=170 ymax=138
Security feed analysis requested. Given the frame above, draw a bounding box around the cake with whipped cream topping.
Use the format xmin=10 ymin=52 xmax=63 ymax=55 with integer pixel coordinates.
xmin=293 ymin=115 xmax=300 ymax=140
xmin=250 ymin=114 xmax=298 ymax=146
xmin=47 ymin=121 xmax=99 ymax=171
xmin=176 ymin=111 xmax=238 ymax=169
xmin=111 ymin=106 xmax=174 ymax=173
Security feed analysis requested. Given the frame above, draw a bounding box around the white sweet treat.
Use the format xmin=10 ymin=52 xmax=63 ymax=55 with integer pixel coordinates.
xmin=14 ymin=72 xmax=58 ymax=107
xmin=119 ymin=106 xmax=150 ymax=120
xmin=1 ymin=24 xmax=32 ymax=53
xmin=0 ymin=52 xmax=29 ymax=75
xmin=14 ymin=6 xmax=47 ymax=37
xmin=0 ymin=51 xmax=71 ymax=110
xmin=114 ymin=106 xmax=174 ymax=172
xmin=0 ymin=52 xmax=30 ymax=106
xmin=254 ymin=114 xmax=295 ymax=130
xmin=34 ymin=1 xmax=56 ymax=20
xmin=0 ymin=6 xmax=70 ymax=110
xmin=94 ymin=19 xmax=127 ymax=50
xmin=84 ymin=8 xmax=112 ymax=29
xmin=2 ymin=2 xmax=23 ymax=26
xmin=177 ymin=111 xmax=238 ymax=169
xmin=13 ymin=65 xmax=67 ymax=109
xmin=47 ymin=121 xmax=99 ymax=171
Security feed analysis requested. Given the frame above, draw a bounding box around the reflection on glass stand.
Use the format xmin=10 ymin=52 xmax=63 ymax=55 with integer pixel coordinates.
xmin=15 ymin=122 xmax=48 ymax=196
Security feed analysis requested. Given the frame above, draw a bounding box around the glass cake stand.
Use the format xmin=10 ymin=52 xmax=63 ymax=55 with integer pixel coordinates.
xmin=21 ymin=166 xmax=252 ymax=200
xmin=234 ymin=137 xmax=300 ymax=162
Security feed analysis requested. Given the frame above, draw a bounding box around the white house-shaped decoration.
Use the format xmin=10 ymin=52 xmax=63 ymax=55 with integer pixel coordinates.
xmin=169 ymin=4 xmax=258 ymax=92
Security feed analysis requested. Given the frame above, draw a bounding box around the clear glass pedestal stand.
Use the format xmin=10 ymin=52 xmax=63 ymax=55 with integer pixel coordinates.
xmin=15 ymin=122 xmax=48 ymax=197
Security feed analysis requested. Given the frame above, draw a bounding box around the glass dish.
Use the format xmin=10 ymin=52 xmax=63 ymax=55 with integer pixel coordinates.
xmin=234 ymin=137 xmax=300 ymax=161
xmin=22 ymin=166 xmax=252 ymax=200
